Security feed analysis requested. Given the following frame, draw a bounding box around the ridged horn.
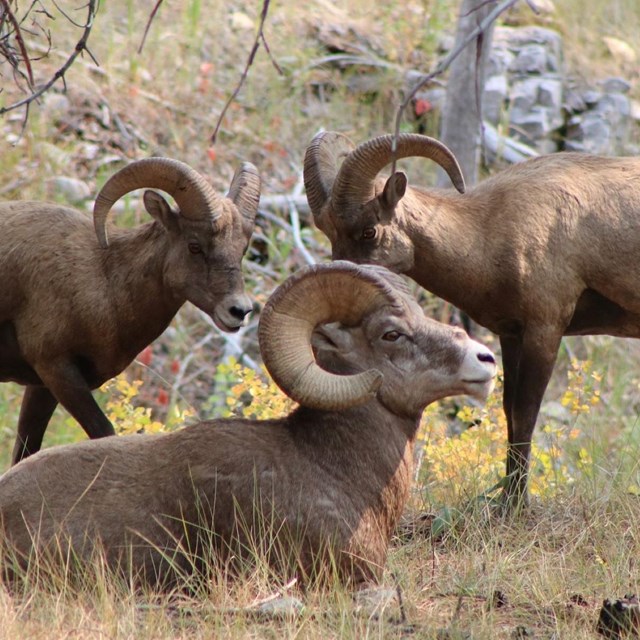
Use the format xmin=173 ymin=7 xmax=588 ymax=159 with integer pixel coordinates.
xmin=303 ymin=131 xmax=355 ymax=222
xmin=227 ymin=162 xmax=261 ymax=227
xmin=93 ymin=158 xmax=223 ymax=248
xmin=306 ymin=133 xmax=465 ymax=222
xmin=259 ymin=261 xmax=404 ymax=411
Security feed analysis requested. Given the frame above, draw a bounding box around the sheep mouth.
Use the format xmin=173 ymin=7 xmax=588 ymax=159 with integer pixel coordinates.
xmin=462 ymin=376 xmax=494 ymax=384
xmin=215 ymin=319 xmax=243 ymax=333
xmin=212 ymin=312 xmax=244 ymax=333
xmin=462 ymin=377 xmax=496 ymax=400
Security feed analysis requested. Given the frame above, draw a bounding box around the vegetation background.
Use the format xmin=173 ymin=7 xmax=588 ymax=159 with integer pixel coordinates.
xmin=1 ymin=0 xmax=640 ymax=637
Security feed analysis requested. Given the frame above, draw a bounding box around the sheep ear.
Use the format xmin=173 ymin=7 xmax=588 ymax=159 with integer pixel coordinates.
xmin=380 ymin=171 xmax=407 ymax=213
xmin=311 ymin=323 xmax=355 ymax=355
xmin=143 ymin=190 xmax=179 ymax=232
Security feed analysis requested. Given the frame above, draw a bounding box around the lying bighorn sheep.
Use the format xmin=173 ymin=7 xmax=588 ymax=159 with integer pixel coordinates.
xmin=304 ymin=131 xmax=640 ymax=508
xmin=0 ymin=158 xmax=260 ymax=465
xmin=0 ymin=262 xmax=496 ymax=588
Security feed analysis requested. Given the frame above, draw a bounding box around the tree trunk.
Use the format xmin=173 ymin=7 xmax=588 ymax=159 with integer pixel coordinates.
xmin=436 ymin=0 xmax=496 ymax=188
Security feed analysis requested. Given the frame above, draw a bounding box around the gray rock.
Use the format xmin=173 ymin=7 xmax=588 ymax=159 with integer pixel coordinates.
xmin=510 ymin=107 xmax=551 ymax=142
xmin=563 ymin=141 xmax=585 ymax=152
xmin=583 ymin=90 xmax=601 ymax=108
xmin=538 ymin=78 xmax=563 ymax=109
xmin=510 ymin=77 xmax=542 ymax=112
xmin=597 ymin=92 xmax=631 ymax=122
xmin=483 ymin=75 xmax=509 ymax=124
xmin=536 ymin=138 xmax=560 ymax=154
xmin=601 ymin=77 xmax=632 ymax=94
xmin=481 ymin=24 xmax=634 ymax=160
xmin=494 ymin=25 xmax=563 ymax=66
xmin=49 ymin=177 xmax=91 ymax=205
xmin=486 ymin=47 xmax=516 ymax=77
xmin=563 ymin=87 xmax=587 ymax=114
xmin=510 ymin=44 xmax=549 ymax=74
xmin=253 ymin=596 xmax=304 ymax=620
xmin=579 ymin=115 xmax=613 ymax=154
xmin=42 ymin=93 xmax=71 ymax=122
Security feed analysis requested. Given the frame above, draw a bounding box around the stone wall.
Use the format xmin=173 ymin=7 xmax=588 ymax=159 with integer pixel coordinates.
xmin=482 ymin=25 xmax=639 ymax=158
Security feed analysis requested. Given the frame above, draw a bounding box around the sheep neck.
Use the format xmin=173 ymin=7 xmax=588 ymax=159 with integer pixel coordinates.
xmin=293 ymin=402 xmax=417 ymax=571
xmin=99 ymin=222 xmax=181 ymax=351
xmin=404 ymin=189 xmax=487 ymax=310
xmin=290 ymin=403 xmax=417 ymax=516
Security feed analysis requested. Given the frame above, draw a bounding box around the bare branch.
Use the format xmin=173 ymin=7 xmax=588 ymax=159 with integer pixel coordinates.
xmin=138 ymin=0 xmax=164 ymax=54
xmin=260 ymin=31 xmax=283 ymax=75
xmin=0 ymin=0 xmax=34 ymax=88
xmin=391 ymin=0 xmax=527 ymax=172
xmin=0 ymin=0 xmax=99 ymax=118
xmin=210 ymin=0 xmax=281 ymax=144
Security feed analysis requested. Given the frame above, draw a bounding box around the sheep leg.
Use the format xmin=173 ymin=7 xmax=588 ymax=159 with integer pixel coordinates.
xmin=35 ymin=363 xmax=116 ymax=443
xmin=11 ymin=385 xmax=59 ymax=464
xmin=500 ymin=331 xmax=561 ymax=511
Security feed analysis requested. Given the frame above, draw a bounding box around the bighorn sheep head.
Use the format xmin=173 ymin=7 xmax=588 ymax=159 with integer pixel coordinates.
xmin=93 ymin=158 xmax=261 ymax=332
xmin=303 ymin=132 xmax=465 ymax=274
xmin=259 ymin=261 xmax=495 ymax=417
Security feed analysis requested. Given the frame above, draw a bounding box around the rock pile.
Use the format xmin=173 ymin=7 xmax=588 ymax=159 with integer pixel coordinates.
xmin=483 ymin=25 xmax=639 ymax=157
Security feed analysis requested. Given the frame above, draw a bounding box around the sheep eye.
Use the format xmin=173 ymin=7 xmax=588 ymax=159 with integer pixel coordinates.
xmin=188 ymin=242 xmax=202 ymax=255
xmin=362 ymin=227 xmax=377 ymax=240
xmin=382 ymin=330 xmax=401 ymax=342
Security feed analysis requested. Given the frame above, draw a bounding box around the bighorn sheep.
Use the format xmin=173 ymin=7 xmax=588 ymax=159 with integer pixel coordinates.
xmin=0 ymin=262 xmax=496 ymax=589
xmin=0 ymin=158 xmax=260 ymax=465
xmin=304 ymin=131 xmax=640 ymax=508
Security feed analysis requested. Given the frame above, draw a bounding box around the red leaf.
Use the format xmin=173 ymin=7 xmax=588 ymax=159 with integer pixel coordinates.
xmin=137 ymin=346 xmax=153 ymax=366
xmin=414 ymin=98 xmax=432 ymax=116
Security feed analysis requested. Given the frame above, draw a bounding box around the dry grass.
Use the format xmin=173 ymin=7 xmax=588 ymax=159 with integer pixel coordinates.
xmin=1 ymin=0 xmax=640 ymax=637
xmin=1 ymin=486 xmax=639 ymax=639
xmin=555 ymin=0 xmax=640 ymax=92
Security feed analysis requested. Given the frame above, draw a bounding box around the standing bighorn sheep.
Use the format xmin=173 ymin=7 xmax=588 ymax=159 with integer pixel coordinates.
xmin=304 ymin=131 xmax=640 ymax=508
xmin=0 ymin=262 xmax=496 ymax=588
xmin=0 ymin=158 xmax=260 ymax=465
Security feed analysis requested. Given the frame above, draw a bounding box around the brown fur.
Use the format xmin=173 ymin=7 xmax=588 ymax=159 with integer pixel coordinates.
xmin=0 ymin=191 xmax=255 ymax=465
xmin=315 ymin=148 xmax=640 ymax=507
xmin=0 ymin=270 xmax=495 ymax=589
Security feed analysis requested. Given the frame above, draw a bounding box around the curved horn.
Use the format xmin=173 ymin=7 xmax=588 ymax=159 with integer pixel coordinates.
xmin=303 ymin=131 xmax=356 ymax=221
xmin=259 ymin=261 xmax=403 ymax=411
xmin=93 ymin=158 xmax=222 ymax=248
xmin=314 ymin=133 xmax=465 ymax=220
xmin=227 ymin=162 xmax=261 ymax=227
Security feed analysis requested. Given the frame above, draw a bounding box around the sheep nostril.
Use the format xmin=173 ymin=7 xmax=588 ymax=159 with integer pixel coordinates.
xmin=230 ymin=305 xmax=251 ymax=321
xmin=478 ymin=352 xmax=496 ymax=365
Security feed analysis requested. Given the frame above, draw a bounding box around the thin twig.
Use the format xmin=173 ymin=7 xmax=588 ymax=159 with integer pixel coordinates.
xmin=249 ymin=578 xmax=298 ymax=608
xmin=392 ymin=0 xmax=523 ymax=173
xmin=0 ymin=0 xmax=99 ymax=117
xmin=0 ymin=0 xmax=34 ymax=87
xmin=50 ymin=0 xmax=88 ymax=29
xmin=138 ymin=0 xmax=163 ymax=54
xmin=210 ymin=0 xmax=280 ymax=144
xmin=260 ymin=32 xmax=282 ymax=75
